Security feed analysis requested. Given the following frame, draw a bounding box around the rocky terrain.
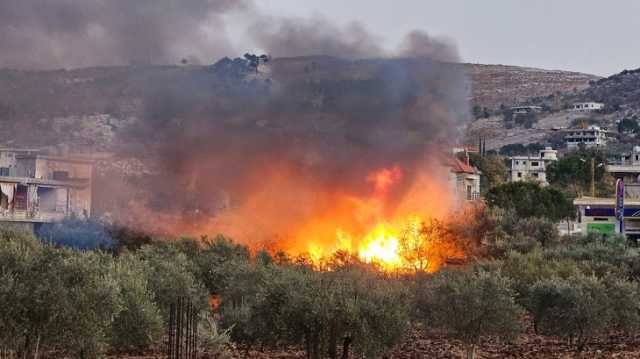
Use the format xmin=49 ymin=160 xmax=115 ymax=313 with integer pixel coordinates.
xmin=463 ymin=63 xmax=599 ymax=111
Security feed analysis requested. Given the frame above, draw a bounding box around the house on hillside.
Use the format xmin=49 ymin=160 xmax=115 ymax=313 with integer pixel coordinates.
xmin=443 ymin=155 xmax=481 ymax=202
xmin=0 ymin=149 xmax=93 ymax=230
xmin=572 ymin=102 xmax=604 ymax=112
xmin=563 ymin=125 xmax=610 ymax=150
xmin=508 ymin=147 xmax=558 ymax=186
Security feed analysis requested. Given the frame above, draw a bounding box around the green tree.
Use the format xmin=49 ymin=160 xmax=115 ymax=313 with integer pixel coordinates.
xmin=528 ymin=276 xmax=612 ymax=352
xmin=467 ymin=153 xmax=508 ymax=192
xmin=415 ymin=270 xmax=523 ymax=359
xmin=546 ymin=150 xmax=612 ymax=197
xmin=110 ymin=253 xmax=163 ymax=352
xmin=222 ymin=264 xmax=409 ymax=359
xmin=485 ymin=182 xmax=575 ymax=223
xmin=618 ymin=117 xmax=640 ymax=134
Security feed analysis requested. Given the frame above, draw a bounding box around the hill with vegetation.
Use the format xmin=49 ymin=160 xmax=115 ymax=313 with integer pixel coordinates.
xmin=0 ymin=57 xmax=599 ymax=150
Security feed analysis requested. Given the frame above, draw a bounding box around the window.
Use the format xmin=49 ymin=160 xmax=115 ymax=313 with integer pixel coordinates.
xmin=0 ymin=167 xmax=8 ymax=176
xmin=517 ymin=172 xmax=522 ymax=178
xmin=515 ymin=161 xmax=519 ymax=165
xmin=533 ymin=173 xmax=539 ymax=177
xmin=531 ymin=161 xmax=539 ymax=166
xmin=541 ymin=153 xmax=545 ymax=158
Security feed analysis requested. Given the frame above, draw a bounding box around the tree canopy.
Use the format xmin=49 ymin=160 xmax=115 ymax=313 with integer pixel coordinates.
xmin=485 ymin=182 xmax=575 ymax=222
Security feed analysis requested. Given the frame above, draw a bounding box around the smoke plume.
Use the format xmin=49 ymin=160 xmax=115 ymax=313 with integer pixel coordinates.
xmin=0 ymin=1 xmax=471 ymax=253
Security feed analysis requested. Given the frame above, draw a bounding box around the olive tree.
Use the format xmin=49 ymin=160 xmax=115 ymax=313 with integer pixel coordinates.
xmin=528 ymin=276 xmax=612 ymax=351
xmin=415 ymin=270 xmax=523 ymax=359
xmin=222 ymin=264 xmax=409 ymax=359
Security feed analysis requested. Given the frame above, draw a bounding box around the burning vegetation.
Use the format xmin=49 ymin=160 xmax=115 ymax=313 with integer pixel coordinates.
xmin=101 ymin=55 xmax=471 ymax=273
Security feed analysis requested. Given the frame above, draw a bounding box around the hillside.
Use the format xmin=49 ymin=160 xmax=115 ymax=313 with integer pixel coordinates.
xmin=467 ymin=67 xmax=640 ymax=151
xmin=0 ymin=58 xmax=599 ymax=151
xmin=463 ymin=63 xmax=599 ymax=110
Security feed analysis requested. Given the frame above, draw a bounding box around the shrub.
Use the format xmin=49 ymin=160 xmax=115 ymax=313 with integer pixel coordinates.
xmin=137 ymin=244 xmax=208 ymax=319
xmin=415 ymin=270 xmax=523 ymax=359
xmin=0 ymin=239 xmax=121 ymax=358
xmin=222 ymin=265 xmax=409 ymax=359
xmin=110 ymin=253 xmax=163 ymax=352
xmin=528 ymin=276 xmax=612 ymax=351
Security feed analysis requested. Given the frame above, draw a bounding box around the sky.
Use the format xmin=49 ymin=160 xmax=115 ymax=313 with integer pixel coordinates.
xmin=252 ymin=0 xmax=640 ymax=76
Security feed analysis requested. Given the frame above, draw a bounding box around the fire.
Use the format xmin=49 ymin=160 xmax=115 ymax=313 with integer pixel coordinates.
xmin=300 ymin=163 xmax=458 ymax=273
xmin=357 ymin=223 xmax=402 ymax=269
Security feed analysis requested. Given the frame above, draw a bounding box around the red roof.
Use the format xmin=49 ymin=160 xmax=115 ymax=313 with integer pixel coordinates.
xmin=443 ymin=156 xmax=478 ymax=174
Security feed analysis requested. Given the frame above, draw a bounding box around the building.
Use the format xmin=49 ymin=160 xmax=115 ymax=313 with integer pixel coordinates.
xmin=572 ymin=102 xmax=605 ymax=112
xmin=444 ymin=156 xmax=481 ymax=202
xmin=606 ymin=146 xmax=640 ymax=198
xmin=574 ymin=197 xmax=640 ymax=237
xmin=575 ymin=147 xmax=640 ymax=238
xmin=510 ymin=106 xmax=542 ymax=115
xmin=0 ymin=149 xmax=93 ymax=229
xmin=563 ymin=125 xmax=609 ymax=150
xmin=508 ymin=147 xmax=558 ymax=186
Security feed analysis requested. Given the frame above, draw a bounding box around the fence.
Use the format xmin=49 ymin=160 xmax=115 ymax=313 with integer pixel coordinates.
xmin=167 ymin=297 xmax=199 ymax=359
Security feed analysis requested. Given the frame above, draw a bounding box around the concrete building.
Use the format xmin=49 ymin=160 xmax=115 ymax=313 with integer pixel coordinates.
xmin=606 ymin=146 xmax=640 ymax=198
xmin=444 ymin=156 xmax=481 ymax=202
xmin=508 ymin=147 xmax=558 ymax=186
xmin=564 ymin=125 xmax=609 ymax=150
xmin=572 ymin=102 xmax=605 ymax=112
xmin=0 ymin=149 xmax=93 ymax=229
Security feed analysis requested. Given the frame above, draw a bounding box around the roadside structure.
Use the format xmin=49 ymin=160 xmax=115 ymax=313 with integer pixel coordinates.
xmin=507 ymin=147 xmax=558 ymax=186
xmin=563 ymin=125 xmax=610 ymax=150
xmin=574 ymin=147 xmax=640 ymax=238
xmin=0 ymin=148 xmax=93 ymax=230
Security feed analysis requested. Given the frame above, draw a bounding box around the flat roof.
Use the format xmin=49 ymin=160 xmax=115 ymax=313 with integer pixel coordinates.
xmin=574 ymin=197 xmax=640 ymax=206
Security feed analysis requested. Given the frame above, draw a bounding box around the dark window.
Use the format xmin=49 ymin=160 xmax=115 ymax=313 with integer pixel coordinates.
xmin=531 ymin=161 xmax=539 ymax=166
xmin=52 ymin=171 xmax=69 ymax=180
xmin=517 ymin=172 xmax=522 ymax=178
xmin=0 ymin=167 xmax=8 ymax=176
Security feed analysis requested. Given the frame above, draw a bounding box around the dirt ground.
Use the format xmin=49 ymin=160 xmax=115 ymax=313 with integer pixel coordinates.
xmin=109 ymin=326 xmax=640 ymax=359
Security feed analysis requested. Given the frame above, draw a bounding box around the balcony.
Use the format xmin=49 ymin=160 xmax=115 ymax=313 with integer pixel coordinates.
xmin=0 ymin=209 xmax=66 ymax=223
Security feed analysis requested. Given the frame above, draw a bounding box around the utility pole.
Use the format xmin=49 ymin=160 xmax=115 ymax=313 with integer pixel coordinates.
xmin=591 ymin=157 xmax=596 ymax=197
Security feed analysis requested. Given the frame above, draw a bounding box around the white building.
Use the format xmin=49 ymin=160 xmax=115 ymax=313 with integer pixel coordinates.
xmin=564 ymin=125 xmax=609 ymax=150
xmin=572 ymin=102 xmax=605 ymax=112
xmin=508 ymin=147 xmax=558 ymax=186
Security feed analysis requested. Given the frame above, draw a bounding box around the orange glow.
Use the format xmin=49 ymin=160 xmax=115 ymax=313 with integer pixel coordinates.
xmin=121 ymin=154 xmax=466 ymax=273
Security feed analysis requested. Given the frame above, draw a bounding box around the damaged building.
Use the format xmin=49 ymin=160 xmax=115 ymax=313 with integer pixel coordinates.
xmin=0 ymin=148 xmax=93 ymax=229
